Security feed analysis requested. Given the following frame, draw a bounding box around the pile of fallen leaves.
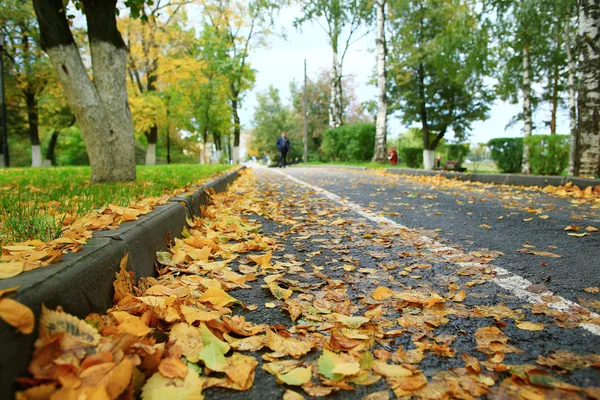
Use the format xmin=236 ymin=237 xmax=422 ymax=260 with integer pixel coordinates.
xmin=10 ymin=170 xmax=600 ymax=399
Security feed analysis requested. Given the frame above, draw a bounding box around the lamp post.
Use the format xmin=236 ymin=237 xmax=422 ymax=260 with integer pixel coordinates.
xmin=0 ymin=35 xmax=8 ymax=167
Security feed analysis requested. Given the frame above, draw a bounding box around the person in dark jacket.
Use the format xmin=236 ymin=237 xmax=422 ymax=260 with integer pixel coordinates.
xmin=276 ymin=132 xmax=291 ymax=168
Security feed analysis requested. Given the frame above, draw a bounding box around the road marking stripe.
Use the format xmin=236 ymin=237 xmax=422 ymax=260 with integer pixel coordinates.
xmin=274 ymin=169 xmax=600 ymax=336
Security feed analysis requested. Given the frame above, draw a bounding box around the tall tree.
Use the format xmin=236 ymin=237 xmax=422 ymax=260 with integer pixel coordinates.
xmin=577 ymin=0 xmax=600 ymax=176
xmin=30 ymin=0 xmax=141 ymax=182
xmin=202 ymin=0 xmax=276 ymax=163
xmin=121 ymin=0 xmax=191 ymax=165
xmin=388 ymin=0 xmax=493 ymax=170
xmin=0 ymin=1 xmax=53 ymax=167
xmin=372 ymin=0 xmax=388 ymax=163
xmin=295 ymin=0 xmax=371 ymax=129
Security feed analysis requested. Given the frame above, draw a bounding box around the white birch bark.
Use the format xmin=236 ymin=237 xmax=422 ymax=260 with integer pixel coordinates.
xmin=31 ymin=145 xmax=42 ymax=167
xmin=233 ymin=146 xmax=240 ymax=164
xmin=566 ymin=22 xmax=578 ymax=175
xmin=577 ymin=0 xmax=600 ymax=176
xmin=329 ymin=53 xmax=342 ymax=129
xmin=373 ymin=0 xmax=388 ymax=163
xmin=521 ymin=45 xmax=532 ymax=174
xmin=145 ymin=143 xmax=156 ymax=165
xmin=423 ymin=150 xmax=435 ymax=170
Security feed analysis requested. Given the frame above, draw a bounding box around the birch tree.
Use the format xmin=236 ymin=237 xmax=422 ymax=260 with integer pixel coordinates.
xmin=576 ymin=0 xmax=600 ymax=176
xmin=372 ymin=0 xmax=388 ymax=163
xmin=295 ymin=0 xmax=371 ymax=129
xmin=566 ymin=19 xmax=578 ymax=175
xmin=30 ymin=0 xmax=139 ymax=182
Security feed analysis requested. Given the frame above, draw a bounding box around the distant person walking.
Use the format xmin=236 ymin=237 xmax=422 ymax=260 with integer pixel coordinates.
xmin=277 ymin=132 xmax=291 ymax=168
xmin=387 ymin=147 xmax=398 ymax=165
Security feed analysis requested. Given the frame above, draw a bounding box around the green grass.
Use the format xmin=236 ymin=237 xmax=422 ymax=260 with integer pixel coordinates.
xmin=0 ymin=164 xmax=231 ymax=244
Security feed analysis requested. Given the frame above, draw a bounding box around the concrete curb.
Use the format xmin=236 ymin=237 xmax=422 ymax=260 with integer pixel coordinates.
xmin=380 ymin=167 xmax=600 ymax=189
xmin=0 ymin=165 xmax=245 ymax=396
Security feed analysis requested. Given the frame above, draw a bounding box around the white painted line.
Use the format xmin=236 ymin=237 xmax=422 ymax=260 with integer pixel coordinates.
xmin=274 ymin=169 xmax=600 ymax=336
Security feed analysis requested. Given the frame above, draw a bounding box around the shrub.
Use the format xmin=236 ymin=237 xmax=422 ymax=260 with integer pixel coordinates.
xmin=321 ymin=123 xmax=375 ymax=162
xmin=526 ymin=134 xmax=570 ymax=176
xmin=445 ymin=143 xmax=470 ymax=165
xmin=399 ymin=147 xmax=423 ymax=168
xmin=488 ymin=138 xmax=523 ymax=173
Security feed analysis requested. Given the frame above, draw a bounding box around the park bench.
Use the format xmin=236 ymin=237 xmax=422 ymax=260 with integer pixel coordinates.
xmin=435 ymin=159 xmax=467 ymax=173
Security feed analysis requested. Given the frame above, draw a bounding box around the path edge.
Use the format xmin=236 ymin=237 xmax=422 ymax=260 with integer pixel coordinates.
xmin=0 ymin=165 xmax=246 ymax=396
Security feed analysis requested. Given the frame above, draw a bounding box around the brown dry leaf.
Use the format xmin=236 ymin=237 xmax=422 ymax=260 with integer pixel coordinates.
xmin=371 ymin=286 xmax=395 ymax=301
xmin=452 ymin=290 xmax=466 ymax=302
xmin=169 ymin=323 xmax=203 ymax=363
xmin=301 ymin=383 xmax=337 ymax=397
xmin=0 ymin=297 xmax=34 ymax=334
xmin=564 ymin=224 xmax=580 ymax=231
xmin=516 ymin=321 xmax=545 ymax=331
xmin=395 ymin=290 xmax=445 ymax=308
xmin=79 ymin=358 xmax=134 ymax=399
xmin=0 ymin=260 xmax=25 ymax=279
xmin=222 ymin=353 xmax=259 ymax=390
xmin=112 ymin=311 xmax=152 ymax=337
xmin=479 ymin=224 xmax=492 ymax=229
xmin=247 ymin=252 xmax=272 ymax=269
xmin=584 ymin=287 xmax=600 ymax=293
xmin=372 ymin=361 xmax=413 ymax=378
xmin=362 ymin=390 xmax=390 ymax=400
xmin=180 ymin=305 xmax=221 ymax=324
xmin=198 ymin=286 xmax=238 ymax=307
xmin=517 ymin=248 xmax=561 ymax=258
xmin=283 ymin=389 xmax=305 ymax=400
xmin=113 ymin=254 xmax=134 ymax=304
xmin=586 ymin=225 xmax=599 ymax=232
xmin=158 ymin=358 xmax=188 ymax=379
xmin=266 ymin=330 xmax=314 ymax=358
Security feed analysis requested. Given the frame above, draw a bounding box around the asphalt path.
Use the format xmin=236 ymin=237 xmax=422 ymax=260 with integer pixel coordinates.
xmin=204 ymin=167 xmax=600 ymax=399
xmin=280 ymin=166 xmax=600 ymax=305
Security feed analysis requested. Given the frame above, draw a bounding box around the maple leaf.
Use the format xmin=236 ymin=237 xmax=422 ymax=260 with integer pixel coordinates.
xmin=247 ymin=252 xmax=272 ymax=269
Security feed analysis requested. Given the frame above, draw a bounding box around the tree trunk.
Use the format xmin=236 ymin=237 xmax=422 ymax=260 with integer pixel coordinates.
xmin=329 ymin=52 xmax=343 ymax=129
xmin=32 ymin=0 xmax=135 ymax=182
xmin=417 ymin=63 xmax=430 ymax=150
xmin=372 ymin=0 xmax=388 ymax=163
xmin=144 ymin=65 xmax=158 ymax=165
xmin=45 ymin=129 xmax=60 ymax=166
xmin=25 ymin=91 xmax=42 ymax=167
xmin=521 ymin=45 xmax=533 ymax=174
xmin=230 ymin=87 xmax=241 ymax=164
xmin=145 ymin=125 xmax=158 ymax=165
xmin=566 ymin=21 xmax=579 ymax=175
xmin=550 ymin=25 xmax=562 ymax=135
xmin=577 ymin=0 xmax=600 ymax=176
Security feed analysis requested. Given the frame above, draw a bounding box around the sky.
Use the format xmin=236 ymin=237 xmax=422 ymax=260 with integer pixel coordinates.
xmin=237 ymin=5 xmax=571 ymax=144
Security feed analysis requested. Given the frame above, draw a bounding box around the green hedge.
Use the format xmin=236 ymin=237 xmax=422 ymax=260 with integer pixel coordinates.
xmin=321 ymin=123 xmax=375 ymax=162
xmin=488 ymin=138 xmax=523 ymax=173
xmin=525 ymin=134 xmax=570 ymax=176
xmin=445 ymin=143 xmax=470 ymax=165
xmin=399 ymin=147 xmax=423 ymax=168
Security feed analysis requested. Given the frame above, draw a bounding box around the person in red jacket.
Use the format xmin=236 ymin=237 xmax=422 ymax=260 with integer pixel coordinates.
xmin=387 ymin=147 xmax=398 ymax=165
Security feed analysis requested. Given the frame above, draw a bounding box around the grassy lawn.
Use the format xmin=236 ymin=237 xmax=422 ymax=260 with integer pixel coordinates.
xmin=0 ymin=164 xmax=231 ymax=244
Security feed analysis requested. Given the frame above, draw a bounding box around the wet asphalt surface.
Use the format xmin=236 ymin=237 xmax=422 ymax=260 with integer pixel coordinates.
xmin=202 ymin=167 xmax=600 ymax=399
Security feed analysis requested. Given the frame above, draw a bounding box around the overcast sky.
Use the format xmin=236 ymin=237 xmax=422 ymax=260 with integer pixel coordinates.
xmin=237 ymin=5 xmax=570 ymax=144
